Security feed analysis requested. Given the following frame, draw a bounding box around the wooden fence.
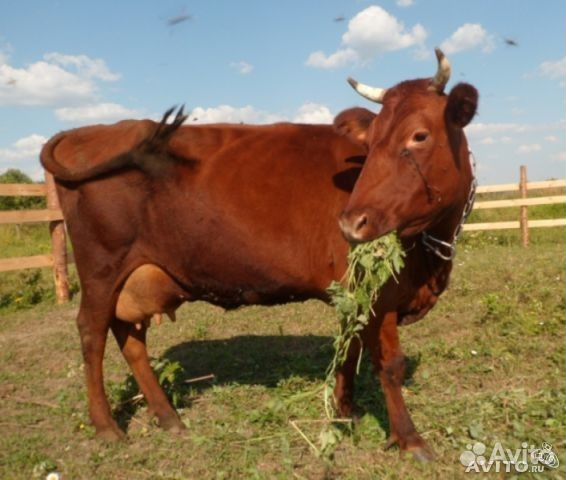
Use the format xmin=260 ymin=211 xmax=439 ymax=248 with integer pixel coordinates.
xmin=463 ymin=166 xmax=566 ymax=246
xmin=0 ymin=166 xmax=565 ymax=303
xmin=0 ymin=172 xmax=70 ymax=303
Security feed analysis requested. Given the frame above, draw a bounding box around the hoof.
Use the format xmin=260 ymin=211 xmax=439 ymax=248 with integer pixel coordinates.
xmin=384 ymin=433 xmax=435 ymax=462
xmin=349 ymin=406 xmax=364 ymax=425
xmin=408 ymin=445 xmax=436 ymax=463
xmin=334 ymin=399 xmax=362 ymax=421
xmin=158 ymin=414 xmax=186 ymax=434
xmin=96 ymin=425 xmax=126 ymax=443
xmin=384 ymin=434 xmax=400 ymax=451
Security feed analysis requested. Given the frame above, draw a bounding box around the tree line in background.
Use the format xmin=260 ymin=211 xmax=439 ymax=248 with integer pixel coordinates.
xmin=0 ymin=169 xmax=46 ymax=210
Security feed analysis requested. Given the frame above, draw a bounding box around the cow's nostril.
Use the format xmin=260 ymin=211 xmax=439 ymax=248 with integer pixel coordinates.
xmin=353 ymin=213 xmax=368 ymax=232
xmin=339 ymin=210 xmax=372 ymax=243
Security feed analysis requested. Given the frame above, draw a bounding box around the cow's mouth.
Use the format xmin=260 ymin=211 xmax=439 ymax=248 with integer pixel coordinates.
xmin=340 ymin=206 xmax=438 ymax=245
xmin=339 ymin=210 xmax=394 ymax=244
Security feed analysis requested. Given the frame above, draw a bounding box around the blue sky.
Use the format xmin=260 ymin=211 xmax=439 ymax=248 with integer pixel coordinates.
xmin=1 ymin=0 xmax=564 ymax=184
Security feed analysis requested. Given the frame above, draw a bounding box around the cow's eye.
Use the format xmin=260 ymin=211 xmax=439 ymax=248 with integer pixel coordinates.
xmin=413 ymin=131 xmax=429 ymax=143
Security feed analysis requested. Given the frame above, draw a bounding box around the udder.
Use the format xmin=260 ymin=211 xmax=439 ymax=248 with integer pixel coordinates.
xmin=115 ymin=264 xmax=187 ymax=329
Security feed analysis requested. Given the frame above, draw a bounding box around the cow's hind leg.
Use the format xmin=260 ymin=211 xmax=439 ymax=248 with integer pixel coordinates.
xmin=370 ymin=312 xmax=434 ymax=462
xmin=111 ymin=320 xmax=185 ymax=433
xmin=77 ymin=308 xmax=125 ymax=441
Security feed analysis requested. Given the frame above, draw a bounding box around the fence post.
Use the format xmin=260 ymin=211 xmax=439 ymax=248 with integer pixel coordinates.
xmin=519 ymin=165 xmax=529 ymax=247
xmin=45 ymin=171 xmax=70 ymax=303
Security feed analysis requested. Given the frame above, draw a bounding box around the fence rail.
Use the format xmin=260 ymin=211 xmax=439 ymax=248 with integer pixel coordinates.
xmin=0 ymin=173 xmax=70 ymax=303
xmin=475 ymin=179 xmax=566 ymax=194
xmin=0 ymin=254 xmax=56 ymax=273
xmin=463 ymin=166 xmax=565 ymax=244
xmin=473 ymin=195 xmax=566 ymax=210
xmin=0 ymin=209 xmax=65 ymax=224
xmin=0 ymin=166 xmax=565 ymax=303
xmin=0 ymin=184 xmax=48 ymax=196
xmin=464 ymin=218 xmax=566 ymax=232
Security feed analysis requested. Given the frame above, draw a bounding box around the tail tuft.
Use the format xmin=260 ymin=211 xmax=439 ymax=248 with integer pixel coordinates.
xmin=146 ymin=105 xmax=188 ymax=149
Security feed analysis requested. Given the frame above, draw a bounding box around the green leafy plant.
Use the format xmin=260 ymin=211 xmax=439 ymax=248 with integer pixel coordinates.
xmin=151 ymin=357 xmax=186 ymax=408
xmin=320 ymin=232 xmax=405 ymax=457
xmin=111 ymin=357 xmax=187 ymax=411
xmin=0 ymin=270 xmax=55 ymax=310
xmin=325 ymin=233 xmax=405 ymax=407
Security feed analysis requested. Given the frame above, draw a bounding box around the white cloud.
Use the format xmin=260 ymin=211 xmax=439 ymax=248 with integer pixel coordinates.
xmin=465 ymin=121 xmax=565 ymax=145
xmin=0 ymin=61 xmax=94 ymax=106
xmin=0 ymin=134 xmax=47 ymax=168
xmin=466 ymin=121 xmax=565 ymax=158
xmin=0 ymin=52 xmax=120 ymax=106
xmin=344 ymin=6 xmax=427 ymax=58
xmin=44 ymin=53 xmax=121 ymax=82
xmin=187 ymin=105 xmax=285 ymax=124
xmin=550 ymin=152 xmax=566 ymax=162
xmin=306 ymin=6 xmax=427 ymax=69
xmin=466 ymin=121 xmax=564 ymax=138
xmin=293 ymin=103 xmax=333 ymax=124
xmin=516 ymin=144 xmax=542 ymax=155
xmin=466 ymin=122 xmax=527 ymax=140
xmin=536 ymin=56 xmax=566 ymax=81
xmin=230 ymin=61 xmax=254 ymax=75
xmin=466 ymin=121 xmax=565 ymax=184
xmin=306 ymin=48 xmax=359 ymax=70
xmin=440 ymin=23 xmax=495 ymax=55
xmin=396 ymin=0 xmax=415 ymax=7
xmin=55 ymin=103 xmax=144 ymax=125
xmin=186 ymin=102 xmax=334 ymax=125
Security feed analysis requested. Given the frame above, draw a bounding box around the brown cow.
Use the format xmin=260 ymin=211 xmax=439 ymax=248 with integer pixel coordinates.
xmin=40 ymin=49 xmax=477 ymax=461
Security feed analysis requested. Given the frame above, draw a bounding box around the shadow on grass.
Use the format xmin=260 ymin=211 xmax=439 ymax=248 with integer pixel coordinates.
xmin=166 ymin=335 xmax=333 ymax=387
xmin=113 ymin=334 xmax=420 ymax=437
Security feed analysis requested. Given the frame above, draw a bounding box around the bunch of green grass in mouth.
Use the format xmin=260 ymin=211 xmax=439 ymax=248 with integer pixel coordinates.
xmin=319 ymin=233 xmax=405 ymax=457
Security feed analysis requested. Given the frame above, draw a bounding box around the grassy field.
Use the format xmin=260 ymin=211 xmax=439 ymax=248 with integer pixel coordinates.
xmin=0 ymin=197 xmax=565 ymax=479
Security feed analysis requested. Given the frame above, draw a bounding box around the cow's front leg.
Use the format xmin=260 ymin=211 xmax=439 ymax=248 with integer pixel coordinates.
xmin=77 ymin=307 xmax=125 ymax=441
xmin=333 ymin=337 xmax=362 ymax=418
xmin=371 ymin=311 xmax=434 ymax=462
xmin=111 ymin=319 xmax=185 ymax=433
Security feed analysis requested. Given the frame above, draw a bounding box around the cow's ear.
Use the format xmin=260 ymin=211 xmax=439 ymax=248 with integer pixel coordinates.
xmin=333 ymin=107 xmax=375 ymax=147
xmin=445 ymin=83 xmax=478 ymax=128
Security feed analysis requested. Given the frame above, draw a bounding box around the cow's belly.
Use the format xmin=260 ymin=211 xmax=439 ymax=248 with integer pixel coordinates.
xmin=141 ymin=199 xmax=346 ymax=308
xmin=179 ymin=227 xmax=342 ymax=307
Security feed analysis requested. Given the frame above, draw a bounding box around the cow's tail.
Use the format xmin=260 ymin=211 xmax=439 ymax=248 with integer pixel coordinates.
xmin=142 ymin=105 xmax=188 ymax=154
xmin=40 ymin=106 xmax=188 ymax=183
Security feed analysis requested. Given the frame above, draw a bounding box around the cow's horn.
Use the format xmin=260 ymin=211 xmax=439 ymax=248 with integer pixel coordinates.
xmin=430 ymin=48 xmax=451 ymax=93
xmin=347 ymin=77 xmax=387 ymax=104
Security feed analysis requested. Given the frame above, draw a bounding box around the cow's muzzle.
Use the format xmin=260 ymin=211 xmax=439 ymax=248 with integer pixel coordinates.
xmin=339 ymin=209 xmax=374 ymax=244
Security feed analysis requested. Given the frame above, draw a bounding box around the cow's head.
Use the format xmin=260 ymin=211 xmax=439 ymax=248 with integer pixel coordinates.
xmin=336 ymin=49 xmax=478 ymax=243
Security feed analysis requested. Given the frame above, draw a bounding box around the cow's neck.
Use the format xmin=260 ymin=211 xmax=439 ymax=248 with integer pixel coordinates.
xmin=421 ymin=151 xmax=477 ymax=262
xmin=420 ymin=197 xmax=469 ymax=262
